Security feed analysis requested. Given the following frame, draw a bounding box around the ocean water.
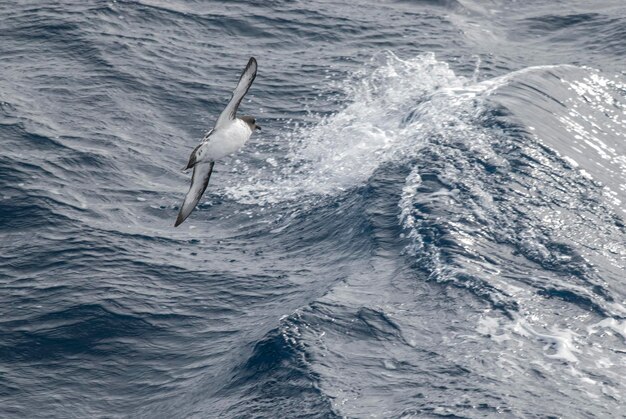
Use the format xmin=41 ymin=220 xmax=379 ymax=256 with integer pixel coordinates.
xmin=1 ymin=0 xmax=626 ymax=417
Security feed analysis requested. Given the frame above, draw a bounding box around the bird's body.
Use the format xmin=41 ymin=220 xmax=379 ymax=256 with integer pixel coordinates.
xmin=175 ymin=57 xmax=260 ymax=227
xmin=191 ymin=118 xmax=253 ymax=164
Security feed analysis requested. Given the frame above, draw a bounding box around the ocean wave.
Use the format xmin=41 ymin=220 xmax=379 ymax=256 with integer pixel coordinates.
xmin=246 ymin=54 xmax=626 ymax=417
xmin=3 ymin=1 xmax=626 ymax=416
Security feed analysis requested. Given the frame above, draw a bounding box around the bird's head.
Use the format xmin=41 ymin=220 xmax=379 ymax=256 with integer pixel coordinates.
xmin=241 ymin=116 xmax=261 ymax=132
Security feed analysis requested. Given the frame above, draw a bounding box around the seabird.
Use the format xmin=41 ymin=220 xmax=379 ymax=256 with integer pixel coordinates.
xmin=175 ymin=57 xmax=261 ymax=227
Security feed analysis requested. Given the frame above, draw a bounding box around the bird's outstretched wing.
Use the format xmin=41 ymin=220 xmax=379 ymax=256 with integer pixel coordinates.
xmin=215 ymin=57 xmax=257 ymax=129
xmin=174 ymin=161 xmax=215 ymax=227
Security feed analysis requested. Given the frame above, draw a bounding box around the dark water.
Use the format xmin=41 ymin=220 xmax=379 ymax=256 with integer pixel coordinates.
xmin=2 ymin=0 xmax=626 ymax=417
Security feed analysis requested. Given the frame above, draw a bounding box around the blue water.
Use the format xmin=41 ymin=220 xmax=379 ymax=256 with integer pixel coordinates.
xmin=2 ymin=1 xmax=626 ymax=417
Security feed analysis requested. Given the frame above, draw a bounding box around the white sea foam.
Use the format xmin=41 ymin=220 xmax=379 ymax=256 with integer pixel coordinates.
xmin=477 ymin=311 xmax=626 ymax=400
xmin=225 ymin=55 xmax=597 ymax=211
xmin=224 ymin=52 xmax=469 ymax=205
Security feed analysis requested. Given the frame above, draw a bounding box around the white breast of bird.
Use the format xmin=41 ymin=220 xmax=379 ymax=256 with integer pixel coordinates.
xmin=203 ymin=118 xmax=252 ymax=161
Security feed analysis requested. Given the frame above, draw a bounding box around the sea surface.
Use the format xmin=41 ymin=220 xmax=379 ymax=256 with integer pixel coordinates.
xmin=2 ymin=1 xmax=626 ymax=417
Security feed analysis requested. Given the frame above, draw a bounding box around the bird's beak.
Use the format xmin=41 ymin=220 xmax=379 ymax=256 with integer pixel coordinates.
xmin=255 ymin=125 xmax=262 ymax=131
